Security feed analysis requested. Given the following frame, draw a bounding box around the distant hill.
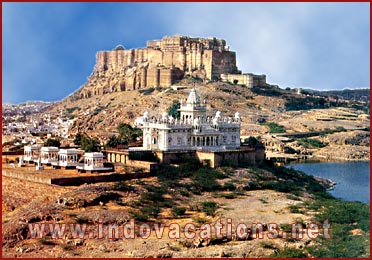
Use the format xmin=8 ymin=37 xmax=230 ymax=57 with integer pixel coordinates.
xmin=303 ymin=88 xmax=370 ymax=102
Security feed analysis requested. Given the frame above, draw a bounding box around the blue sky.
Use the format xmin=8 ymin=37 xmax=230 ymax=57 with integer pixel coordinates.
xmin=2 ymin=2 xmax=370 ymax=104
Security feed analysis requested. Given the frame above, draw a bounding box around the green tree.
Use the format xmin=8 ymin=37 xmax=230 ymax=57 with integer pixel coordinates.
xmin=44 ymin=138 xmax=61 ymax=147
xmin=243 ymin=136 xmax=258 ymax=148
xmin=73 ymin=132 xmax=84 ymax=146
xmin=117 ymin=123 xmax=142 ymax=143
xmin=74 ymin=132 xmax=100 ymax=152
xmin=81 ymin=136 xmax=100 ymax=152
xmin=105 ymin=135 xmax=128 ymax=148
xmin=167 ymin=100 xmax=181 ymax=119
xmin=233 ymin=79 xmax=239 ymax=85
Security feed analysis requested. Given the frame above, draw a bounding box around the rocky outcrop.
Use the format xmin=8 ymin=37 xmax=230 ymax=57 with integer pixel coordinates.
xmin=69 ymin=35 xmax=239 ymax=101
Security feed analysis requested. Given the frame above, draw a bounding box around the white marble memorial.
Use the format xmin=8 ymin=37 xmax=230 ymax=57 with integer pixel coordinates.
xmin=140 ymin=88 xmax=241 ymax=152
xmin=23 ymin=145 xmax=41 ymax=163
xmin=40 ymin=146 xmax=59 ymax=165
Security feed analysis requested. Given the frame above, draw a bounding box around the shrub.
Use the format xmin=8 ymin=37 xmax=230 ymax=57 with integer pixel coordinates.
xmin=201 ymin=201 xmax=218 ymax=216
xmin=172 ymin=207 xmax=186 ymax=217
xmin=189 ymin=203 xmax=202 ymax=212
xmin=288 ymin=205 xmax=305 ymax=214
xmin=223 ymin=182 xmax=236 ymax=191
xmin=141 ymin=189 xmax=165 ymax=202
xmin=39 ymin=239 xmax=57 ymax=245
xmin=224 ymin=193 xmax=237 ymax=199
xmin=180 ymin=190 xmax=190 ymax=197
xmin=112 ymin=181 xmax=133 ymax=192
xmin=61 ymin=244 xmax=75 ymax=251
xmin=192 ymin=168 xmax=222 ymax=192
xmin=261 ymin=241 xmax=277 ymax=250
xmin=66 ymin=107 xmax=80 ymax=114
xmin=140 ymin=205 xmax=160 ymax=218
xmin=271 ymin=248 xmax=307 ymax=258
xmin=130 ymin=211 xmax=149 ymax=222
xmin=44 ymin=138 xmax=61 ymax=147
xmin=285 ymin=96 xmax=327 ymax=111
xmin=76 ymin=217 xmax=90 ymax=224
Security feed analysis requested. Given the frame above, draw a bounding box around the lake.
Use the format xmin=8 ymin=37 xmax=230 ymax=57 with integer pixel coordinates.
xmin=287 ymin=161 xmax=370 ymax=204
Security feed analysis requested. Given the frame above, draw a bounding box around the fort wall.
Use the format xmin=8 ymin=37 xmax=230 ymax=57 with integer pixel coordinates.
xmin=74 ymin=35 xmax=244 ymax=100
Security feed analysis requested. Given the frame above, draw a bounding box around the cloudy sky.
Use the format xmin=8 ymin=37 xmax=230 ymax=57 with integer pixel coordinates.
xmin=2 ymin=2 xmax=370 ymax=104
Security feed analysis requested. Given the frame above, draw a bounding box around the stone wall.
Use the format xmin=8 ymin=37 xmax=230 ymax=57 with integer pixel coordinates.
xmin=154 ymin=148 xmax=265 ymax=168
xmin=105 ymin=150 xmax=159 ymax=173
xmin=221 ymin=73 xmax=267 ymax=88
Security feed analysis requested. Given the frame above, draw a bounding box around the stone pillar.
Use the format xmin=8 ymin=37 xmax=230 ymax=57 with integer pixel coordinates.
xmin=162 ymin=130 xmax=169 ymax=151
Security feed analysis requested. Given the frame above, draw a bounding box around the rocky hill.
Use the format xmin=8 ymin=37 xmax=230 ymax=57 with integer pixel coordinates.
xmin=68 ymin=35 xmax=244 ymax=102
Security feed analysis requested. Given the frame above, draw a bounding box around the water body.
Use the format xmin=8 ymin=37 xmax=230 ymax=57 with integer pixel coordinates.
xmin=287 ymin=161 xmax=370 ymax=204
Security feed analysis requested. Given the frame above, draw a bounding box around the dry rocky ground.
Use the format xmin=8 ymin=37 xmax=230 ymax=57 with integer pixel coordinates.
xmin=2 ymin=164 xmax=320 ymax=258
xmin=46 ymin=82 xmax=369 ymax=161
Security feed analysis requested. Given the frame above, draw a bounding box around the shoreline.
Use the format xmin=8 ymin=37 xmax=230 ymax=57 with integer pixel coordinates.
xmin=287 ymin=158 xmax=370 ymax=165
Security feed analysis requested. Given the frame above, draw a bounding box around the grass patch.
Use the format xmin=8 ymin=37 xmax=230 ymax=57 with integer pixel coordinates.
xmin=297 ymin=138 xmax=327 ymax=149
xmin=288 ymin=204 xmax=305 ymax=214
xmin=191 ymin=168 xmax=224 ymax=192
xmin=300 ymin=198 xmax=370 ymax=257
xmin=192 ymin=216 xmax=208 ymax=224
xmin=264 ymin=122 xmax=286 ymax=133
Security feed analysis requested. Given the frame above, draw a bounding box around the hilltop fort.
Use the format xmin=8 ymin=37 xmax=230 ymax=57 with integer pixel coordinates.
xmin=72 ymin=35 xmax=266 ymax=100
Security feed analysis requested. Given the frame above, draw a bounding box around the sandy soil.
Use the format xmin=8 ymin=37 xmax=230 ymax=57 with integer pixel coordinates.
xmin=2 ymin=166 xmax=315 ymax=258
